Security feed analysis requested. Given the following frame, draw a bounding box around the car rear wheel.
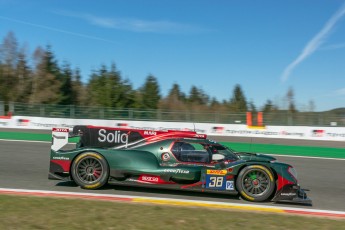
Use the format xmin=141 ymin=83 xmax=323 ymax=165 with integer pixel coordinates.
xmin=236 ymin=165 xmax=275 ymax=202
xmin=71 ymin=152 xmax=109 ymax=189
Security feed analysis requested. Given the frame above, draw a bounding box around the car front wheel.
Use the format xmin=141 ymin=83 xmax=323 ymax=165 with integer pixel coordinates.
xmin=236 ymin=165 xmax=275 ymax=202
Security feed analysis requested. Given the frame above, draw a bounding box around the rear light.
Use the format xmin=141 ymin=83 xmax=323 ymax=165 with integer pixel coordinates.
xmin=288 ymin=166 xmax=298 ymax=182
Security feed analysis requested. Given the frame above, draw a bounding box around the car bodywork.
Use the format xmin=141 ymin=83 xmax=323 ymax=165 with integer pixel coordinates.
xmin=49 ymin=125 xmax=311 ymax=204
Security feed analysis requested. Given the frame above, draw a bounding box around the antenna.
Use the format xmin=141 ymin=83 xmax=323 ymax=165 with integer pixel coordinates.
xmin=193 ymin=123 xmax=196 ymax=132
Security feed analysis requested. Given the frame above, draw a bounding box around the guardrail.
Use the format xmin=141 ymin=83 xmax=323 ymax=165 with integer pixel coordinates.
xmin=1 ymin=101 xmax=344 ymax=126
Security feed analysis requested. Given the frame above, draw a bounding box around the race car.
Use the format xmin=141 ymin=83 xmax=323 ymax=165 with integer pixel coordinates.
xmin=49 ymin=125 xmax=311 ymax=204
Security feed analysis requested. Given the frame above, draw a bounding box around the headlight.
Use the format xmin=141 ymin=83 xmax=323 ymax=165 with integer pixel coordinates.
xmin=288 ymin=166 xmax=298 ymax=181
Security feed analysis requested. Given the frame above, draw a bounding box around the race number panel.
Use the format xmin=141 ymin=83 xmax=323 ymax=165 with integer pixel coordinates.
xmin=205 ymin=175 xmax=226 ymax=190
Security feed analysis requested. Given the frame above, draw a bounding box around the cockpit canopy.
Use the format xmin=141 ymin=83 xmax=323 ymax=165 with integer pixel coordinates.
xmin=171 ymin=140 xmax=238 ymax=163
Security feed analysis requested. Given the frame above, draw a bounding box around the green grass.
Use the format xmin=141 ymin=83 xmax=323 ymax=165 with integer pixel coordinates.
xmin=221 ymin=142 xmax=345 ymax=159
xmin=0 ymin=131 xmax=79 ymax=143
xmin=0 ymin=195 xmax=343 ymax=230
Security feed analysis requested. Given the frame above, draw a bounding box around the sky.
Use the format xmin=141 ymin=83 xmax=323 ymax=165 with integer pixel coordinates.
xmin=1 ymin=0 xmax=345 ymax=112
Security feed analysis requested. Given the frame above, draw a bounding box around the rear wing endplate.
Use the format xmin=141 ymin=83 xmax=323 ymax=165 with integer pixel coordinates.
xmin=51 ymin=128 xmax=69 ymax=151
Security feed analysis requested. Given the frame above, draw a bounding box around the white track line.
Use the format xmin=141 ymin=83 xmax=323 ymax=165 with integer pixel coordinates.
xmin=268 ymin=154 xmax=345 ymax=161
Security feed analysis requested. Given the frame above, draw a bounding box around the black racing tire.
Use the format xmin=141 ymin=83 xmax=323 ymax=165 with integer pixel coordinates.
xmin=71 ymin=152 xmax=109 ymax=189
xmin=236 ymin=165 xmax=275 ymax=202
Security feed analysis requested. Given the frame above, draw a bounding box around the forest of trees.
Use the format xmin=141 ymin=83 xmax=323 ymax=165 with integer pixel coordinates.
xmin=0 ymin=31 xmax=303 ymax=114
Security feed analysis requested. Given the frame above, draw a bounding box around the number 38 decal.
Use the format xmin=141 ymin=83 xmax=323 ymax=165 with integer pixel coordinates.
xmin=205 ymin=175 xmax=234 ymax=190
xmin=206 ymin=175 xmax=226 ymax=190
xmin=208 ymin=176 xmax=224 ymax=187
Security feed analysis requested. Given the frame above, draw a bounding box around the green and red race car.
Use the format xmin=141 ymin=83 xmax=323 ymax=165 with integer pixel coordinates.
xmin=49 ymin=125 xmax=311 ymax=204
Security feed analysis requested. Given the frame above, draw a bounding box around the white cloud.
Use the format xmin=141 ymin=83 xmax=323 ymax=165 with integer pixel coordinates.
xmin=321 ymin=42 xmax=345 ymax=50
xmin=335 ymin=87 xmax=345 ymax=95
xmin=55 ymin=11 xmax=207 ymax=34
xmin=0 ymin=15 xmax=117 ymax=43
xmin=281 ymin=3 xmax=345 ymax=82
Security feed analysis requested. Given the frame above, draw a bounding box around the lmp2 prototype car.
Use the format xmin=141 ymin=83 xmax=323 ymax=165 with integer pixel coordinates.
xmin=49 ymin=125 xmax=311 ymax=204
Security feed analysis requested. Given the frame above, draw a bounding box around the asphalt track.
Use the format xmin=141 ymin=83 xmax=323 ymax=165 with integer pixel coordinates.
xmin=1 ymin=139 xmax=344 ymax=212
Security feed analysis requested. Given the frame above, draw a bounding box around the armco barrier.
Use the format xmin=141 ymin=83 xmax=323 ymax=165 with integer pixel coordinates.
xmin=0 ymin=116 xmax=345 ymax=142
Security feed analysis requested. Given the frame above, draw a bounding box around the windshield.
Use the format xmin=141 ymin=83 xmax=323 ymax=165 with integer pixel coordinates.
xmin=207 ymin=144 xmax=239 ymax=161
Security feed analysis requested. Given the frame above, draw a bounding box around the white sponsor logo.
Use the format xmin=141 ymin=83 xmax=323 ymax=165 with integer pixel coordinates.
xmin=281 ymin=193 xmax=296 ymax=196
xmin=141 ymin=176 xmax=159 ymax=182
xmin=98 ymin=129 xmax=129 ymax=147
xmin=52 ymin=156 xmax=70 ymax=160
xmin=54 ymin=128 xmax=69 ymax=132
xmin=163 ymin=169 xmax=189 ymax=174
xmin=226 ymin=181 xmax=234 ymax=190
xmin=144 ymin=130 xmax=157 ymax=135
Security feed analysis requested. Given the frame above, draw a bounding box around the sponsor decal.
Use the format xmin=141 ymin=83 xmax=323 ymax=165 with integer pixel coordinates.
xmin=137 ymin=174 xmax=175 ymax=185
xmin=311 ymin=129 xmax=324 ymax=137
xmin=163 ymin=169 xmax=190 ymax=174
xmin=52 ymin=128 xmax=69 ymax=132
xmin=53 ymin=135 xmax=66 ymax=140
xmin=225 ymin=129 xmax=304 ymax=137
xmin=16 ymin=118 xmax=30 ymax=126
xmin=98 ymin=129 xmax=129 ymax=147
xmin=52 ymin=156 xmax=70 ymax=160
xmin=281 ymin=193 xmax=297 ymax=196
xmin=140 ymin=175 xmax=159 ymax=182
xmin=144 ymin=130 xmax=157 ymax=136
xmin=116 ymin=123 xmax=128 ymax=127
xmin=0 ymin=120 xmax=9 ymax=126
xmin=206 ymin=169 xmax=227 ymax=175
xmin=226 ymin=181 xmax=234 ymax=190
xmin=161 ymin=153 xmax=170 ymax=161
xmin=31 ymin=122 xmax=73 ymax=128
xmin=326 ymin=132 xmax=345 ymax=137
xmin=279 ymin=131 xmax=304 ymax=137
xmin=211 ymin=126 xmax=224 ymax=134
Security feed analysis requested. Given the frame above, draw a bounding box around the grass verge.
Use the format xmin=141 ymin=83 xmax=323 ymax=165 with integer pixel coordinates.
xmin=0 ymin=194 xmax=344 ymax=230
xmin=221 ymin=142 xmax=345 ymax=159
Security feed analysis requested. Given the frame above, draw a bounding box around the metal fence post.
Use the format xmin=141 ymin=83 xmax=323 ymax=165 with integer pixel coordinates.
xmin=70 ymin=105 xmax=75 ymax=118
xmin=0 ymin=101 xmax=4 ymax=115
xmin=9 ymin=102 xmax=14 ymax=115
xmin=186 ymin=111 xmax=190 ymax=122
xmin=40 ymin=104 xmax=45 ymax=117
xmin=99 ymin=108 xmax=104 ymax=119
xmin=129 ymin=109 xmax=133 ymax=119
xmin=157 ymin=110 xmax=162 ymax=121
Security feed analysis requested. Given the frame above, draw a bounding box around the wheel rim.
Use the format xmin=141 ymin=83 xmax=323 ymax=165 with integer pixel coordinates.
xmin=242 ymin=169 xmax=271 ymax=197
xmin=76 ymin=157 xmax=104 ymax=184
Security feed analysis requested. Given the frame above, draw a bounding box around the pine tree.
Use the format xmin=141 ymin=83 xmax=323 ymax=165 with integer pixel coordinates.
xmin=229 ymin=84 xmax=248 ymax=112
xmin=286 ymin=87 xmax=297 ymax=113
xmin=0 ymin=31 xmax=18 ymax=103
xmin=140 ymin=75 xmax=161 ymax=109
xmin=29 ymin=46 xmax=62 ymax=104
xmin=188 ymin=86 xmax=209 ymax=105
xmin=14 ymin=47 xmax=32 ymax=102
xmin=59 ymin=62 xmax=74 ymax=105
